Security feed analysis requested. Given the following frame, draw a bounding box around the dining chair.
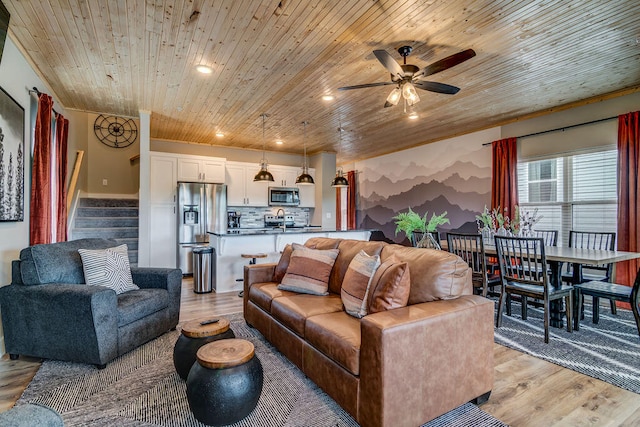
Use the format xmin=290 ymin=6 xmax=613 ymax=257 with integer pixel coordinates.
xmin=494 ymin=236 xmax=573 ymax=343
xmin=573 ymin=268 xmax=640 ymax=336
xmin=533 ymin=229 xmax=558 ymax=247
xmin=562 ymin=230 xmax=617 ymax=316
xmin=446 ymin=232 xmax=501 ymax=297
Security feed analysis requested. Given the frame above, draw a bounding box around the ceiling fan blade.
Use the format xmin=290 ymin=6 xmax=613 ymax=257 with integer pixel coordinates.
xmin=338 ymin=81 xmax=396 ymax=91
xmin=373 ymin=49 xmax=404 ymax=79
xmin=414 ymin=81 xmax=461 ymax=95
xmin=414 ymin=49 xmax=476 ymax=79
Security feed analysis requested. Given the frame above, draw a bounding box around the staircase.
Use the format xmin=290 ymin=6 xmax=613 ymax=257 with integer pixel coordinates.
xmin=71 ymin=198 xmax=139 ymax=266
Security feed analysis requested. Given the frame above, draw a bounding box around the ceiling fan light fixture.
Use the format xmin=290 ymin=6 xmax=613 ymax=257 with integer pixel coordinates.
xmin=254 ymin=113 xmax=275 ymax=183
xmin=402 ymin=82 xmax=420 ymax=106
xmin=386 ymin=87 xmax=402 ymax=106
xmin=296 ymin=121 xmax=315 ymax=185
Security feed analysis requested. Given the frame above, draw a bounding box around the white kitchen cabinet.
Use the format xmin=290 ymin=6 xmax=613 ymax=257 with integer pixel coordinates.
xmin=225 ymin=161 xmax=269 ymax=207
xmin=298 ymin=168 xmax=315 ymax=208
xmin=150 ymin=154 xmax=177 ymax=204
xmin=270 ymin=166 xmax=299 ymax=187
xmin=177 ymin=155 xmax=225 ymax=183
xmin=148 ymin=203 xmax=177 ymax=268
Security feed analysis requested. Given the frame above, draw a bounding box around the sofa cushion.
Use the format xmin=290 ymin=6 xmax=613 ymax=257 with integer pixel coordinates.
xmin=19 ymin=238 xmax=118 ymax=285
xmin=249 ymin=282 xmax=296 ymax=312
xmin=366 ymin=256 xmax=411 ymax=313
xmin=270 ymin=294 xmax=343 ymax=337
xmin=380 ymin=245 xmax=472 ymax=304
xmin=273 ymin=244 xmax=294 ymax=283
xmin=341 ymin=250 xmax=381 ymax=318
xmin=78 ymin=245 xmax=139 ymax=294
xmin=306 ymin=311 xmax=361 ymax=376
xmin=304 ymin=237 xmax=342 ymax=250
xmin=278 ymin=244 xmax=339 ymax=296
xmin=330 ymin=240 xmax=386 ymax=295
xmin=117 ymin=288 xmax=169 ymax=327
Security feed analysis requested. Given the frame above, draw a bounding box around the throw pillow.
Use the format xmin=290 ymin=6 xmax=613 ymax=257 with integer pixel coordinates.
xmin=278 ymin=243 xmax=339 ymax=296
xmin=341 ymin=250 xmax=381 ymax=318
xmin=78 ymin=245 xmax=139 ymax=294
xmin=366 ymin=255 xmax=411 ymax=313
xmin=273 ymin=244 xmax=294 ymax=283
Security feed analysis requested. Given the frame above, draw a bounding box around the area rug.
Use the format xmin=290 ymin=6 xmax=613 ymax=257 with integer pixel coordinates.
xmin=17 ymin=313 xmax=506 ymax=427
xmin=493 ymin=299 xmax=640 ymax=394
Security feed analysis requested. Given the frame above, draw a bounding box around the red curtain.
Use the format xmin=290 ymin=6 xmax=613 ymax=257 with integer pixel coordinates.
xmin=491 ymin=137 xmax=519 ymax=219
xmin=30 ymin=94 xmax=54 ymax=245
xmin=346 ymin=170 xmax=357 ymax=230
xmin=616 ymin=111 xmax=640 ymax=293
xmin=55 ymin=114 xmax=69 ymax=242
xmin=336 ymin=187 xmax=342 ymax=230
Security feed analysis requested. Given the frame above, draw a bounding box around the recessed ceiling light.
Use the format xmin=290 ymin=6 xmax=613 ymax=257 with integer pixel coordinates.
xmin=322 ymin=95 xmax=335 ymax=101
xmin=215 ymin=132 xmax=224 ymax=138
xmin=408 ymin=112 xmax=419 ymax=120
xmin=196 ymin=65 xmax=213 ymax=74
xmin=275 ymin=140 xmax=283 ymax=145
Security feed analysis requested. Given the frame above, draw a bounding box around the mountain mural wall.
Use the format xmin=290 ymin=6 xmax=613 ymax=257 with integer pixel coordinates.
xmin=355 ymin=129 xmax=498 ymax=244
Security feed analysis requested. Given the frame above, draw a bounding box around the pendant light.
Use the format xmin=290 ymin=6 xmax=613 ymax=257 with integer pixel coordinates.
xmin=253 ymin=113 xmax=274 ymax=182
xmin=295 ymin=121 xmax=315 ymax=185
xmin=331 ymin=122 xmax=349 ymax=188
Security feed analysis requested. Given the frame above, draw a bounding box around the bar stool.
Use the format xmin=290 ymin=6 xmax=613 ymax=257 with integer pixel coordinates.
xmin=237 ymin=253 xmax=267 ymax=297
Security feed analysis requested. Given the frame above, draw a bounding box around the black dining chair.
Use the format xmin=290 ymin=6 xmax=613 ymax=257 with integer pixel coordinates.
xmin=573 ymin=268 xmax=640 ymax=336
xmin=494 ymin=236 xmax=573 ymax=343
xmin=533 ymin=229 xmax=559 ymax=247
xmin=562 ymin=230 xmax=617 ymax=316
xmin=446 ymin=232 xmax=501 ymax=297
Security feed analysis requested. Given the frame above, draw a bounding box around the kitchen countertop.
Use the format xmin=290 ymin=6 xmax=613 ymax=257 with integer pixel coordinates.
xmin=208 ymin=227 xmax=370 ymax=236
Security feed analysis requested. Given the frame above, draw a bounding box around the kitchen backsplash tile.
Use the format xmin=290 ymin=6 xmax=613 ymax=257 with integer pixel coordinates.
xmin=227 ymin=206 xmax=312 ymax=228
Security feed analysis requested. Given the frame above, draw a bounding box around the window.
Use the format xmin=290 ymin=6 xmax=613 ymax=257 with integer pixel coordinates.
xmin=517 ymin=148 xmax=617 ymax=246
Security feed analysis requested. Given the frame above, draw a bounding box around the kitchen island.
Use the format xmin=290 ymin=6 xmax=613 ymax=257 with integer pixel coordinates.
xmin=208 ymin=229 xmax=372 ymax=293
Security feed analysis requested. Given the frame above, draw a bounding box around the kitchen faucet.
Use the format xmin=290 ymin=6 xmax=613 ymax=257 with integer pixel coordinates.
xmin=276 ymin=208 xmax=286 ymax=231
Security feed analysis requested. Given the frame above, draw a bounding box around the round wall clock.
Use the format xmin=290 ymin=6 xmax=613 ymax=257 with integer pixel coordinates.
xmin=93 ymin=114 xmax=138 ymax=148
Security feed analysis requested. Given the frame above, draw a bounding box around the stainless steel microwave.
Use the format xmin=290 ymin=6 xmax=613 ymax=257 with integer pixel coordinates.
xmin=268 ymin=187 xmax=300 ymax=206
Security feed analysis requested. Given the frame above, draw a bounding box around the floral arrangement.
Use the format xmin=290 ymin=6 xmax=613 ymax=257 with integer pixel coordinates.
xmin=475 ymin=205 xmax=541 ymax=236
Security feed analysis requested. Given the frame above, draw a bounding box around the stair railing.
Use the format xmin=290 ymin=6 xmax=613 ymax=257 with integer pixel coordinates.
xmin=66 ymin=150 xmax=84 ymax=230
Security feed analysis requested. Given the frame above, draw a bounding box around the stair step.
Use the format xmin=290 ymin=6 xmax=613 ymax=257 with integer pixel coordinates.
xmin=115 ymin=238 xmax=138 ymax=251
xmin=75 ymin=217 xmax=138 ymax=228
xmin=73 ymin=227 xmax=139 ymax=239
xmin=77 ymin=207 xmax=139 ymax=218
xmin=80 ymin=198 xmax=138 ymax=208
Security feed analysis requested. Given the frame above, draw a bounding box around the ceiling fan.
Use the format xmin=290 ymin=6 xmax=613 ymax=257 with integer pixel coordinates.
xmin=338 ymin=45 xmax=476 ymax=108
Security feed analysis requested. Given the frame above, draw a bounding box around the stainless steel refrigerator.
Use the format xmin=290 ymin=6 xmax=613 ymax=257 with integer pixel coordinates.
xmin=177 ymin=182 xmax=227 ymax=275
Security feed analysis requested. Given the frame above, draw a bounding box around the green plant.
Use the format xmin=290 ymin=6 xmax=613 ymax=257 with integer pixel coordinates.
xmin=393 ymin=208 xmax=449 ymax=241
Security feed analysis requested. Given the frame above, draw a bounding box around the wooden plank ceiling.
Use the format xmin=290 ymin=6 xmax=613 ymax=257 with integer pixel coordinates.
xmin=5 ymin=0 xmax=640 ymax=163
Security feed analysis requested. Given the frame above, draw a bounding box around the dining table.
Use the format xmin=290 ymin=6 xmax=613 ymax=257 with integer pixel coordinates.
xmin=459 ymin=242 xmax=640 ymax=328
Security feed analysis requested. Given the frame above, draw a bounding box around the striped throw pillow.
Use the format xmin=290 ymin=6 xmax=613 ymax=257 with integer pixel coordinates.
xmin=278 ymin=243 xmax=339 ymax=296
xmin=341 ymin=250 xmax=381 ymax=318
xmin=78 ymin=244 xmax=139 ymax=294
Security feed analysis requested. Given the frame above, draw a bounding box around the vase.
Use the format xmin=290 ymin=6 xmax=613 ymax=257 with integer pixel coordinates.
xmin=416 ymin=232 xmax=441 ymax=250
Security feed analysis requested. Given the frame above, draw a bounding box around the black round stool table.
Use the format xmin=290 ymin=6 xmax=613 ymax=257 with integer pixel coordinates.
xmin=173 ymin=317 xmax=235 ymax=380
xmin=186 ymin=338 xmax=263 ymax=426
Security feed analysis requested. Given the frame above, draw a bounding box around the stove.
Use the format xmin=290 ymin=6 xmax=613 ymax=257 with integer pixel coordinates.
xmin=264 ymin=214 xmax=295 ymax=227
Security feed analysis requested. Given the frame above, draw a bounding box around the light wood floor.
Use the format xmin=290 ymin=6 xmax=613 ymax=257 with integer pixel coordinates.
xmin=1 ymin=278 xmax=640 ymax=426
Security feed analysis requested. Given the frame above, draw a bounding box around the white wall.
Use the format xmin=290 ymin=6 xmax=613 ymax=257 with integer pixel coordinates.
xmin=0 ymin=35 xmax=65 ymax=352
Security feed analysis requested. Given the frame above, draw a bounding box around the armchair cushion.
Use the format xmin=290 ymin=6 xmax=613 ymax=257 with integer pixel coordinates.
xmin=117 ymin=288 xmax=169 ymax=326
xmin=78 ymin=244 xmax=138 ymax=294
xmin=18 ymin=238 xmax=118 ymax=285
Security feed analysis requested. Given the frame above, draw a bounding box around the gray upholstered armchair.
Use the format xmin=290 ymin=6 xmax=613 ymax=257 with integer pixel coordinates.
xmin=0 ymin=238 xmax=182 ymax=368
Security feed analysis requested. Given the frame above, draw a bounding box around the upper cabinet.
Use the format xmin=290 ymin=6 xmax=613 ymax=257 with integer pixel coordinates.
xmin=270 ymin=166 xmax=299 ymax=188
xmin=225 ymin=161 xmax=269 ymax=207
xmin=177 ymin=155 xmax=225 ymax=183
xmin=150 ymin=153 xmax=177 ymax=204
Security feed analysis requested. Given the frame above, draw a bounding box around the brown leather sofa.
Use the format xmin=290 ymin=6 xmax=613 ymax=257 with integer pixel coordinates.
xmin=243 ymin=237 xmax=494 ymax=427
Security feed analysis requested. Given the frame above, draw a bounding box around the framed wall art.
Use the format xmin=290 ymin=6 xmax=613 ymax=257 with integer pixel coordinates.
xmin=0 ymin=85 xmax=25 ymax=221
